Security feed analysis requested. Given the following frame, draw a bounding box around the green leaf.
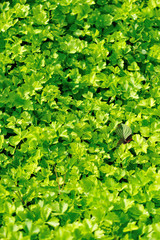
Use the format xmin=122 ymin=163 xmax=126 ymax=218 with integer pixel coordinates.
xmin=123 ymin=222 xmax=139 ymax=232
xmin=60 ymin=202 xmax=68 ymax=213
xmin=115 ymin=124 xmax=124 ymax=139
xmin=116 ymin=124 xmax=132 ymax=140
xmin=0 ymin=135 xmax=4 ymax=149
xmin=128 ymin=62 xmax=140 ymax=71
xmin=41 ymin=205 xmax=52 ymax=221
xmin=32 ymin=5 xmax=49 ymax=25
xmin=122 ymin=124 xmax=132 ymax=140
xmin=46 ymin=217 xmax=60 ymax=228
xmin=9 ymin=135 xmax=21 ymax=146
xmin=132 ymin=134 xmax=148 ymax=154
xmin=96 ymin=14 xmax=113 ymax=27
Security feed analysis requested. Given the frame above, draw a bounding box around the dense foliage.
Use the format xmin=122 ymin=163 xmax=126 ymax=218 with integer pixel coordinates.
xmin=0 ymin=0 xmax=160 ymax=239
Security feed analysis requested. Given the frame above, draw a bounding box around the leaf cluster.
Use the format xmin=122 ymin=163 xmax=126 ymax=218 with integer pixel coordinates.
xmin=0 ymin=0 xmax=160 ymax=239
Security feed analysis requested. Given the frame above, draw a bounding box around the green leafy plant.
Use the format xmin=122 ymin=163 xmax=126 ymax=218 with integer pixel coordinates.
xmin=0 ymin=0 xmax=160 ymax=239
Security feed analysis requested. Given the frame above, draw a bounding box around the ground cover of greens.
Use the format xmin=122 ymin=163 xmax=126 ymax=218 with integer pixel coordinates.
xmin=0 ymin=0 xmax=160 ymax=239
